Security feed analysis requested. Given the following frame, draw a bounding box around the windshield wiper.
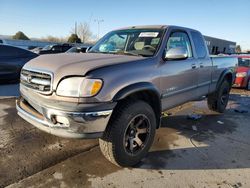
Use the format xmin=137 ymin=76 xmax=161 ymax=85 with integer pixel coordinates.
xmin=88 ymin=51 xmax=116 ymax=55
xmin=123 ymin=51 xmax=143 ymax=57
xmin=88 ymin=50 xmax=99 ymax=53
xmin=89 ymin=50 xmax=145 ymax=57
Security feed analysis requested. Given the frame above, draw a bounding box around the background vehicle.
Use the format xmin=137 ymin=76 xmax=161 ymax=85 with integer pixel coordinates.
xmin=66 ymin=45 xmax=92 ymax=53
xmin=233 ymin=55 xmax=250 ymax=90
xmin=30 ymin=47 xmax=43 ymax=53
xmin=37 ymin=43 xmax=73 ymax=55
xmin=0 ymin=45 xmax=38 ymax=83
xmin=16 ymin=25 xmax=237 ymax=167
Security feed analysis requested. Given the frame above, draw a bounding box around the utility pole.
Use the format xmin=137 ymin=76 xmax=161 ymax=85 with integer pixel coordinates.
xmin=75 ymin=22 xmax=77 ymax=35
xmin=94 ymin=19 xmax=104 ymax=39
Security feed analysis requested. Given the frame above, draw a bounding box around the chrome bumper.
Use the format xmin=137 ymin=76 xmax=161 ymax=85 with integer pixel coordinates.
xmin=16 ymin=99 xmax=113 ymax=139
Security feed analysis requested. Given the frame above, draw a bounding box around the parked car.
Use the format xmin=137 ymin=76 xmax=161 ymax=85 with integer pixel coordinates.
xmin=66 ymin=45 xmax=92 ymax=53
xmin=37 ymin=43 xmax=73 ymax=55
xmin=233 ymin=55 xmax=250 ymax=90
xmin=0 ymin=45 xmax=38 ymax=83
xmin=30 ymin=47 xmax=43 ymax=53
xmin=16 ymin=25 xmax=237 ymax=166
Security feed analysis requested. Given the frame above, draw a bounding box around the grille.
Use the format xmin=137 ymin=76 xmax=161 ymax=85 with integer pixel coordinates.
xmin=20 ymin=69 xmax=52 ymax=94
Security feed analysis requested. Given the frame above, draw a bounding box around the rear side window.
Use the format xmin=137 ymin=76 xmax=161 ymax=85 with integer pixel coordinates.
xmin=191 ymin=31 xmax=207 ymax=58
xmin=166 ymin=31 xmax=193 ymax=58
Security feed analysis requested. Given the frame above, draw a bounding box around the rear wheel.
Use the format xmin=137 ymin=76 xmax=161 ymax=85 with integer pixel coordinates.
xmin=99 ymin=100 xmax=156 ymax=167
xmin=207 ymin=80 xmax=231 ymax=113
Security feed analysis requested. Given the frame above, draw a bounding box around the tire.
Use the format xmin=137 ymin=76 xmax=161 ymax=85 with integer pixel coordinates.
xmin=207 ymin=80 xmax=231 ymax=113
xmin=99 ymin=100 xmax=156 ymax=167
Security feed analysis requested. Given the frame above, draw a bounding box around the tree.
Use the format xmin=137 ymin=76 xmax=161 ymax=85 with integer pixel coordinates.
xmin=12 ymin=31 xmax=30 ymax=40
xmin=40 ymin=35 xmax=67 ymax=43
xmin=235 ymin=45 xmax=241 ymax=53
xmin=71 ymin=22 xmax=93 ymax=43
xmin=68 ymin=34 xmax=81 ymax=43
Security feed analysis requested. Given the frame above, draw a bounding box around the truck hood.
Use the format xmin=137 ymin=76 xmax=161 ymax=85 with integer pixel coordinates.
xmin=23 ymin=53 xmax=145 ymax=88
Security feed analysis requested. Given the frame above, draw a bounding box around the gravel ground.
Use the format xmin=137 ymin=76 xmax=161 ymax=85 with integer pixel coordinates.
xmin=0 ymin=88 xmax=250 ymax=188
xmin=0 ymin=99 xmax=98 ymax=187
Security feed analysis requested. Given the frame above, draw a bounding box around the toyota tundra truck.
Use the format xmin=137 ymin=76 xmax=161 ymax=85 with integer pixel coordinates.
xmin=16 ymin=25 xmax=237 ymax=167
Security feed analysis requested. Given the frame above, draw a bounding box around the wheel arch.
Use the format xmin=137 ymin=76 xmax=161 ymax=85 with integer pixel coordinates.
xmin=216 ymin=70 xmax=234 ymax=89
xmin=113 ymin=82 xmax=162 ymax=128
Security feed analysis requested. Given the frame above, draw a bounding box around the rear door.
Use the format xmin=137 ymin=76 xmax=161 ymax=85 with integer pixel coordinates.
xmin=190 ymin=31 xmax=212 ymax=96
xmin=160 ymin=30 xmax=199 ymax=110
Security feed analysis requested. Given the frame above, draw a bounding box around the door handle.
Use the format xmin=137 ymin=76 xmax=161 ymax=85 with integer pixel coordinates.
xmin=191 ymin=64 xmax=196 ymax=69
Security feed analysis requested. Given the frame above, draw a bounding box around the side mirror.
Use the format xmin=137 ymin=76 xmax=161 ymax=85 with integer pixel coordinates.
xmin=164 ymin=47 xmax=188 ymax=60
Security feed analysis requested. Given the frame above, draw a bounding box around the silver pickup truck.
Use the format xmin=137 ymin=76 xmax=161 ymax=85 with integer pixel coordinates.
xmin=16 ymin=25 xmax=237 ymax=166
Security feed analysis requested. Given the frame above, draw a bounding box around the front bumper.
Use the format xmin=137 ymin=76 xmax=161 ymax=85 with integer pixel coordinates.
xmin=16 ymin=98 xmax=113 ymax=139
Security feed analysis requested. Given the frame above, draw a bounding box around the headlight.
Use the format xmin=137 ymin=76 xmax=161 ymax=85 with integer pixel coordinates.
xmin=56 ymin=77 xmax=103 ymax=97
xmin=236 ymin=72 xmax=247 ymax=77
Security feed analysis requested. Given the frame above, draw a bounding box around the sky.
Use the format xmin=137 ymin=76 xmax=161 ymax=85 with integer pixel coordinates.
xmin=0 ymin=0 xmax=250 ymax=50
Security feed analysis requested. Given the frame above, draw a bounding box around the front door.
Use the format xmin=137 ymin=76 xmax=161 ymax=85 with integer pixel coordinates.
xmin=160 ymin=31 xmax=199 ymax=110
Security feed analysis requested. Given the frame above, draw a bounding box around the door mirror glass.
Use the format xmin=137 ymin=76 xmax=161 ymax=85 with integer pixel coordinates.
xmin=164 ymin=47 xmax=188 ymax=60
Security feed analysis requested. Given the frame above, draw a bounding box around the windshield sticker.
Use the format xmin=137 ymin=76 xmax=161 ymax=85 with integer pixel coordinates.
xmin=139 ymin=32 xmax=159 ymax=38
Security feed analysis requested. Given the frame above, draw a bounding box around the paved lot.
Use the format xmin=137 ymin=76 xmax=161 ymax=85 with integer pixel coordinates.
xmin=0 ymin=86 xmax=250 ymax=188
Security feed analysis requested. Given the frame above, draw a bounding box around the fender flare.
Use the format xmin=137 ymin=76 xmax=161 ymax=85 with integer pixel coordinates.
xmin=216 ymin=69 xmax=234 ymax=89
xmin=112 ymin=82 xmax=162 ymax=128
xmin=113 ymin=82 xmax=161 ymax=101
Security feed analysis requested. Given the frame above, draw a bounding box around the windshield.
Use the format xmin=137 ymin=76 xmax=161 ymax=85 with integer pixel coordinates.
xmin=238 ymin=58 xmax=250 ymax=67
xmin=89 ymin=29 xmax=164 ymax=57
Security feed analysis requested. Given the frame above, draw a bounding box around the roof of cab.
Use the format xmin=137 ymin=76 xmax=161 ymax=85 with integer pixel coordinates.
xmin=116 ymin=25 xmax=168 ymax=30
xmin=114 ymin=25 xmax=200 ymax=33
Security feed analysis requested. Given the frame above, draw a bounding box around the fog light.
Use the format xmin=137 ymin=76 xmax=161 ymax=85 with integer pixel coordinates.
xmin=55 ymin=116 xmax=70 ymax=127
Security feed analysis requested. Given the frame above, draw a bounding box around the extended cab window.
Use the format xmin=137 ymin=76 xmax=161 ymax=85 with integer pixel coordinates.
xmin=191 ymin=31 xmax=207 ymax=58
xmin=166 ymin=31 xmax=192 ymax=58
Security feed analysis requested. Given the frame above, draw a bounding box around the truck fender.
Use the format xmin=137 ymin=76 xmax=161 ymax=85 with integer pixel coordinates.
xmin=113 ymin=82 xmax=161 ymax=101
xmin=112 ymin=82 xmax=162 ymax=128
xmin=216 ymin=69 xmax=234 ymax=89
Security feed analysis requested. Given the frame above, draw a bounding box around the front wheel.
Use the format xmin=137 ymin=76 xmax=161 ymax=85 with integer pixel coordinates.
xmin=99 ymin=100 xmax=156 ymax=167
